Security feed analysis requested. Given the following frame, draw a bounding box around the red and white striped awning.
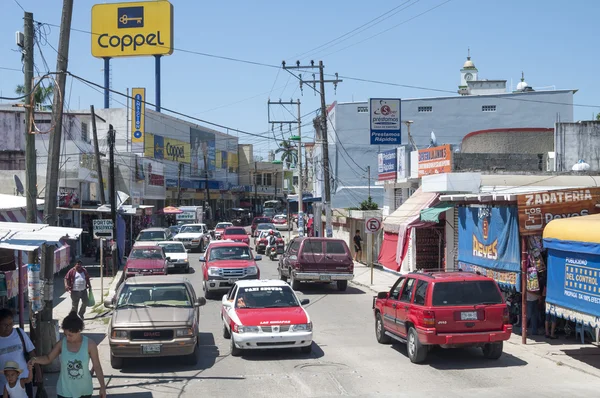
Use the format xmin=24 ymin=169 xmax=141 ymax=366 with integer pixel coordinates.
xmin=0 ymin=209 xmax=43 ymax=224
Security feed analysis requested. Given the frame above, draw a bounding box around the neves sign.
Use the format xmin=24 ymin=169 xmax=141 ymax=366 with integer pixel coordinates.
xmin=91 ymin=1 xmax=174 ymax=58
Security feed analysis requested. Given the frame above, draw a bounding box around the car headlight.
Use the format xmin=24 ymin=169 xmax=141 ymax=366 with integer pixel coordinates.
xmin=111 ymin=330 xmax=128 ymax=339
xmin=208 ymin=267 xmax=221 ymax=276
xmin=291 ymin=323 xmax=313 ymax=332
xmin=175 ymin=328 xmax=194 ymax=337
xmin=237 ymin=326 xmax=259 ymax=334
xmin=246 ymin=266 xmax=258 ymax=276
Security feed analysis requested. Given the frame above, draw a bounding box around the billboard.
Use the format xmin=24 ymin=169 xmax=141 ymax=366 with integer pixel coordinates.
xmin=418 ymin=144 xmax=452 ymax=177
xmin=144 ymin=133 xmax=190 ymax=163
xmin=190 ymin=128 xmax=216 ymax=177
xmin=369 ymin=98 xmax=401 ymax=145
xmin=516 ymin=188 xmax=600 ymax=235
xmin=131 ymin=88 xmax=145 ymax=151
xmin=91 ymin=1 xmax=174 ymax=58
xmin=377 ymin=149 xmax=397 ymax=181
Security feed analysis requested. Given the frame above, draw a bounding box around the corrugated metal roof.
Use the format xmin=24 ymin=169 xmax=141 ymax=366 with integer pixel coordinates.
xmin=440 ymin=186 xmax=581 ymax=202
xmin=0 ymin=222 xmax=82 ymax=252
xmin=0 ymin=194 xmax=44 ymax=211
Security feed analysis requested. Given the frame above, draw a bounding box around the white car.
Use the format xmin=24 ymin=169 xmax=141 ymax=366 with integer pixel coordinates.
xmin=254 ymin=230 xmax=284 ymax=254
xmin=174 ymin=223 xmax=210 ymax=253
xmin=157 ymin=241 xmax=190 ymax=273
xmin=221 ymin=279 xmax=313 ymax=357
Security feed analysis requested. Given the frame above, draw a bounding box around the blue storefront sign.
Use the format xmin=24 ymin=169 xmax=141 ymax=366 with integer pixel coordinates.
xmin=458 ymin=206 xmax=521 ymax=290
xmin=377 ymin=149 xmax=397 ymax=181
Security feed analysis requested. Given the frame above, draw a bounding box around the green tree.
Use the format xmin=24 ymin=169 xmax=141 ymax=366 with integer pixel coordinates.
xmin=360 ymin=196 xmax=379 ymax=210
xmin=596 ymin=113 xmax=600 ymax=121
xmin=275 ymin=140 xmax=298 ymax=168
xmin=15 ymin=82 xmax=54 ymax=110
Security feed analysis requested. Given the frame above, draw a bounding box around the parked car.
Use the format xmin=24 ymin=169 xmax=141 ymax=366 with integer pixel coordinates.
xmin=124 ymin=245 xmax=169 ymax=278
xmin=221 ymin=279 xmax=312 ymax=357
xmin=278 ymin=237 xmax=354 ymax=291
xmin=200 ymin=241 xmax=261 ymax=299
xmin=168 ymin=225 xmax=182 ymax=236
xmin=254 ymin=223 xmax=276 ymax=238
xmin=272 ymin=214 xmax=291 ymax=231
xmin=254 ymin=230 xmax=284 ymax=254
xmin=157 ymin=241 xmax=190 ymax=274
xmin=174 ymin=223 xmax=210 ymax=252
xmin=372 ymin=271 xmax=512 ymax=364
xmin=104 ymin=276 xmax=207 ymax=368
xmin=251 ymin=217 xmax=271 ymax=236
xmin=222 ymin=227 xmax=250 ymax=245
xmin=134 ymin=228 xmax=173 ymax=246
xmin=213 ymin=222 xmax=233 ymax=240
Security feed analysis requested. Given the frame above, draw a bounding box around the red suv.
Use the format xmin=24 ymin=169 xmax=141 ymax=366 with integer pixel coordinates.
xmin=373 ymin=271 xmax=511 ymax=363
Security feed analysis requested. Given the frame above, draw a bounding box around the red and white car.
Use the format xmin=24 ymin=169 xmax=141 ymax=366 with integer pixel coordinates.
xmin=221 ymin=279 xmax=313 ymax=357
xmin=254 ymin=230 xmax=284 ymax=254
xmin=272 ymin=214 xmax=291 ymax=231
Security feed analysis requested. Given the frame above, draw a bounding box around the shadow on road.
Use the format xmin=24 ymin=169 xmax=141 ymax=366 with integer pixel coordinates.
xmin=391 ymin=344 xmax=528 ymax=369
xmin=240 ymin=341 xmax=325 ymax=361
xmin=293 ymin=283 xmax=366 ymax=296
xmin=104 ymin=392 xmax=154 ymax=398
xmin=561 ymin=346 xmax=600 ymax=370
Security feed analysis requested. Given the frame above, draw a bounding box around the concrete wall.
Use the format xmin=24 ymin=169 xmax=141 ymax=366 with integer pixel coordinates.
xmin=453 ymin=153 xmax=544 ymax=172
xmin=555 ymin=121 xmax=600 ymax=171
xmin=461 ymin=128 xmax=554 ymax=154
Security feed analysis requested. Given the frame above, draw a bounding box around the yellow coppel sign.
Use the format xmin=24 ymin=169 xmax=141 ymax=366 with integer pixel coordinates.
xmin=91 ymin=1 xmax=174 ymax=58
xmin=163 ymin=137 xmax=191 ymax=164
xmin=131 ymin=88 xmax=145 ymax=144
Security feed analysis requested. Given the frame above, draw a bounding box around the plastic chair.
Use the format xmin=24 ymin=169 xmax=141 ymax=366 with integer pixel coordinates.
xmin=575 ymin=322 xmax=595 ymax=344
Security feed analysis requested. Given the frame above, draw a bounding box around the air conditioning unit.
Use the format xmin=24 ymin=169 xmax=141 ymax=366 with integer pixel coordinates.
xmin=547 ymin=152 xmax=555 ymax=171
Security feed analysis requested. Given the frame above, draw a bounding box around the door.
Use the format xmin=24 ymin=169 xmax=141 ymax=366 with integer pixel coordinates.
xmin=282 ymin=239 xmax=301 ymax=277
xmin=395 ymin=278 xmax=416 ymax=337
xmin=383 ymin=277 xmax=406 ymax=334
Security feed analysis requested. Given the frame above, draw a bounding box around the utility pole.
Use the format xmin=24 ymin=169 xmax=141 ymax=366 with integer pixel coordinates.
xmin=282 ymin=60 xmax=341 ymax=238
xmin=367 ymin=165 xmax=371 ymax=200
xmin=177 ymin=162 xmax=183 ymax=206
xmin=254 ymin=162 xmax=258 ymax=217
xmin=108 ymin=125 xmax=118 ymax=275
xmin=203 ymin=150 xmax=210 ymax=224
xmin=40 ymin=0 xmax=73 ymax=367
xmin=90 ymin=105 xmax=106 ymax=204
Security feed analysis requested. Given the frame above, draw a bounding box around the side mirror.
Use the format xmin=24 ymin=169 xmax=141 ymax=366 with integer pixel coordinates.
xmin=195 ymin=297 xmax=207 ymax=307
xmin=300 ymin=299 xmax=310 ymax=305
xmin=104 ymin=299 xmax=115 ymax=309
xmin=377 ymin=291 xmax=389 ymax=299
xmin=199 ymin=256 xmax=206 ymax=262
xmin=166 ymin=257 xmax=171 ymax=261
xmin=255 ymin=255 xmax=262 ymax=261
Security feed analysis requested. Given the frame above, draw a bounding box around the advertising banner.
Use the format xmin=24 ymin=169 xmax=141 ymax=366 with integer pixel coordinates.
xmin=396 ymin=146 xmax=407 ymax=180
xmin=91 ymin=1 xmax=174 ymax=58
xmin=369 ymin=98 xmax=401 ymax=145
xmin=377 ymin=149 xmax=397 ymax=181
xmin=458 ymin=206 xmax=521 ymax=289
xmin=144 ymin=133 xmax=190 ymax=163
xmin=190 ymin=127 xmax=216 ymax=177
xmin=517 ymin=187 xmax=600 ymax=235
xmin=130 ymin=87 xmax=145 ymax=151
xmin=418 ymin=144 xmax=452 ymax=177
xmin=143 ymin=159 xmax=164 ymax=186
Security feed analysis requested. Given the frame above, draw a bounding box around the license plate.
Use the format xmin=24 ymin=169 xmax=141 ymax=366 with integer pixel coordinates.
xmin=319 ymin=275 xmax=331 ymax=282
xmin=168 ymin=264 xmax=175 ymax=268
xmin=142 ymin=344 xmax=161 ymax=354
xmin=460 ymin=311 xmax=478 ymax=321
xmin=228 ymin=278 xmax=238 ymax=284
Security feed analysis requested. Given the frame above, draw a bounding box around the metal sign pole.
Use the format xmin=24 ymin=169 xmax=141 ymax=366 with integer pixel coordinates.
xmin=100 ymin=238 xmax=104 ymax=298
xmin=368 ymin=233 xmax=374 ymax=285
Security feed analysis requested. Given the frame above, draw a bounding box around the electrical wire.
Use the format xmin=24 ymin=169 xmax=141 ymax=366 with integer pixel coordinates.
xmin=12 ymin=0 xmax=25 ymax=11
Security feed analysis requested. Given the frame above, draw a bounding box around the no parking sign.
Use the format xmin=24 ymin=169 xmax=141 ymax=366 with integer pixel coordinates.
xmin=365 ymin=218 xmax=382 ymax=234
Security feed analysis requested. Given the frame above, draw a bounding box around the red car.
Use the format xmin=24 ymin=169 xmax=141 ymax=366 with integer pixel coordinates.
xmin=200 ymin=241 xmax=261 ymax=299
xmin=251 ymin=217 xmax=271 ymax=236
xmin=124 ymin=245 xmax=169 ymax=278
xmin=214 ymin=222 xmax=233 ymax=240
xmin=373 ymin=271 xmax=512 ymax=363
xmin=222 ymin=227 xmax=250 ymax=245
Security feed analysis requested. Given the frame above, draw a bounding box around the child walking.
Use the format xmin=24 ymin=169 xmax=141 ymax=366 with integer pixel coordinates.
xmin=2 ymin=361 xmax=32 ymax=398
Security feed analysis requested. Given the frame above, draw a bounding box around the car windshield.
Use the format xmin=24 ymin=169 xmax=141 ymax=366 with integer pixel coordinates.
xmin=274 ymin=216 xmax=286 ymax=221
xmin=235 ymin=285 xmax=299 ymax=309
xmin=257 ymin=223 xmax=275 ymax=230
xmin=216 ymin=223 xmax=232 ymax=229
xmin=169 ymin=226 xmax=180 ymax=233
xmin=209 ymin=246 xmax=252 ymax=260
xmin=159 ymin=243 xmax=186 ymax=253
xmin=137 ymin=231 xmax=166 ymax=241
xmin=432 ymin=281 xmax=503 ymax=306
xmin=225 ymin=228 xmax=246 ymax=235
xmin=116 ymin=284 xmax=192 ymax=308
xmin=254 ymin=218 xmax=270 ymax=224
xmin=181 ymin=225 xmax=203 ymax=233
xmin=128 ymin=248 xmax=164 ymax=260
xmin=260 ymin=231 xmax=281 ymax=239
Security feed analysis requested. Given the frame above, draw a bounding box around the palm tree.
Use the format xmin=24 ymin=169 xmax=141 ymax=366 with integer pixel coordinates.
xmin=15 ymin=82 xmax=54 ymax=110
xmin=275 ymin=140 xmax=298 ymax=168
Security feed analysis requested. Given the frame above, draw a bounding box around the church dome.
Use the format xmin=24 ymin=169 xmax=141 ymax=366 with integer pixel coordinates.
xmin=463 ymin=58 xmax=475 ymax=69
xmin=516 ymin=80 xmax=529 ymax=91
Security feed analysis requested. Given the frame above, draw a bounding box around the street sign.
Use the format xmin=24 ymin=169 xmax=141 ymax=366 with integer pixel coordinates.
xmin=365 ymin=217 xmax=382 ymax=234
xmin=93 ymin=219 xmax=113 ymax=239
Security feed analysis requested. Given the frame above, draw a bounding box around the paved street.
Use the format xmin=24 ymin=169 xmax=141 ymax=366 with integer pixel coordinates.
xmin=67 ymin=245 xmax=600 ymax=397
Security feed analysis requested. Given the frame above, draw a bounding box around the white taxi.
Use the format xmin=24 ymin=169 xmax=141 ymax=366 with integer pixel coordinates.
xmin=221 ymin=279 xmax=313 ymax=356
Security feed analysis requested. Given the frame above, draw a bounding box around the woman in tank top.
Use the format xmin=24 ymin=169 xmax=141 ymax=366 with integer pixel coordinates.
xmin=28 ymin=312 xmax=106 ymax=398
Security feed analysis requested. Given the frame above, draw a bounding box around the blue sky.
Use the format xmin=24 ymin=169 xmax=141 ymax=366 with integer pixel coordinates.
xmin=1 ymin=0 xmax=598 ymax=159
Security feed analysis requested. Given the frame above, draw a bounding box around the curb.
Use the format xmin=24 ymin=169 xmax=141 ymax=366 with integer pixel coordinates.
xmin=350 ymin=279 xmax=379 ymax=294
xmin=106 ymin=270 xmax=124 ymax=301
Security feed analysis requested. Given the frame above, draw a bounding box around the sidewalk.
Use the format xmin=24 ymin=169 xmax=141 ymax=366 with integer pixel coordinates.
xmin=349 ymin=262 xmax=600 ymax=379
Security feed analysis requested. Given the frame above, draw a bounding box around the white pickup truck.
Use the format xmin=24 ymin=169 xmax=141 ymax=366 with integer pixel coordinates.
xmin=174 ymin=223 xmax=210 ymax=253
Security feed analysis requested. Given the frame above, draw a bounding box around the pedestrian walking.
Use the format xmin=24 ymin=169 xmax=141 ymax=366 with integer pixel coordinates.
xmin=0 ymin=309 xmax=42 ymax=398
xmin=3 ymin=361 xmax=32 ymax=398
xmin=353 ymin=230 xmax=363 ymax=262
xmin=64 ymin=261 xmax=91 ymax=319
xmin=29 ymin=312 xmax=106 ymax=398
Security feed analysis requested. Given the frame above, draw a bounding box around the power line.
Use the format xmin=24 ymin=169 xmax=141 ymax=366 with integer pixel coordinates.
xmin=0 ymin=66 xmax=23 ymax=72
xmin=13 ymin=0 xmax=25 ymax=11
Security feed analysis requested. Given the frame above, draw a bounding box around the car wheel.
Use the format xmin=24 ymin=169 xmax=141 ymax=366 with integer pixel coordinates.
xmin=290 ymin=271 xmax=300 ymax=290
xmin=203 ymin=281 xmax=213 ymax=299
xmin=407 ymin=327 xmax=427 ymax=364
xmin=185 ymin=265 xmax=190 ymax=274
xmin=336 ymin=280 xmax=348 ymax=291
xmin=300 ymin=343 xmax=312 ymax=354
xmin=183 ymin=345 xmax=198 ymax=366
xmin=375 ymin=313 xmax=392 ymax=344
xmin=110 ymin=351 xmax=124 ymax=369
xmin=230 ymin=335 xmax=242 ymax=357
xmin=482 ymin=342 xmax=503 ymax=360
xmin=278 ymin=267 xmax=287 ymax=282
xmin=223 ymin=323 xmax=231 ymax=339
